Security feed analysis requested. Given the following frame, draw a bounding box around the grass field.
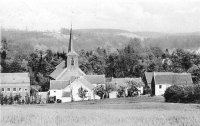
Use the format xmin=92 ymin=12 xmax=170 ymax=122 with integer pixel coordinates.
xmin=1 ymin=96 xmax=200 ymax=126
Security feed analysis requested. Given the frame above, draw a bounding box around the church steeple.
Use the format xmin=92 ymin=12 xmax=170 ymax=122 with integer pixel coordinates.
xmin=66 ymin=24 xmax=78 ymax=70
xmin=68 ymin=25 xmax=73 ymax=53
xmin=67 ymin=24 xmax=78 ymax=56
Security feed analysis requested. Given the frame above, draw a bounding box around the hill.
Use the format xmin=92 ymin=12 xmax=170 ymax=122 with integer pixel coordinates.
xmin=2 ymin=29 xmax=200 ymax=56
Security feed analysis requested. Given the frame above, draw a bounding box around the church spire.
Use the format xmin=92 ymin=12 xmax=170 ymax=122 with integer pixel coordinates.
xmin=68 ymin=24 xmax=74 ymax=53
xmin=67 ymin=24 xmax=78 ymax=56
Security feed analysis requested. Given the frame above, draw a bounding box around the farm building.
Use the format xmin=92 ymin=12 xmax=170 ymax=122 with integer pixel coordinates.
xmin=49 ymin=27 xmax=103 ymax=102
xmin=151 ymin=72 xmax=193 ymax=96
xmin=0 ymin=73 xmax=30 ymax=99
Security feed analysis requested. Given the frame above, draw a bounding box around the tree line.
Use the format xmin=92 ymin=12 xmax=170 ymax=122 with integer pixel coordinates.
xmin=1 ymin=38 xmax=200 ymax=91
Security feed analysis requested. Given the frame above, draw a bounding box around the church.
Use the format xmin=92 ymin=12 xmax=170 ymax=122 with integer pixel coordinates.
xmin=49 ymin=27 xmax=105 ymax=102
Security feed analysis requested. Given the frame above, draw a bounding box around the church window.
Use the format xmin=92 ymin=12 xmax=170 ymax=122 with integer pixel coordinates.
xmin=71 ymin=58 xmax=74 ymax=66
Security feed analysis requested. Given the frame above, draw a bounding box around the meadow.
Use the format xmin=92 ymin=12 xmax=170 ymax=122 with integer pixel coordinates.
xmin=1 ymin=96 xmax=200 ymax=126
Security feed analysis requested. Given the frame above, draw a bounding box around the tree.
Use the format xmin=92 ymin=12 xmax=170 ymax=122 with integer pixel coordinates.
xmin=1 ymin=37 xmax=8 ymax=72
xmin=150 ymin=46 xmax=164 ymax=58
xmin=78 ymin=87 xmax=87 ymax=100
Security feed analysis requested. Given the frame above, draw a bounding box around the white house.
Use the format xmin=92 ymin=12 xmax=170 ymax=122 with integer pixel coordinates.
xmin=0 ymin=73 xmax=30 ymax=99
xmin=151 ymin=72 xmax=193 ymax=96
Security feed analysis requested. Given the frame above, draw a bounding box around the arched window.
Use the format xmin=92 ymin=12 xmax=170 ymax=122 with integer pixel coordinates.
xmin=71 ymin=58 xmax=74 ymax=66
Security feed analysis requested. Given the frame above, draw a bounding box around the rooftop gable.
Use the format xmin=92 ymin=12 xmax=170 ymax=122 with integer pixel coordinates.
xmin=71 ymin=77 xmax=95 ymax=90
xmin=144 ymin=72 xmax=154 ymax=84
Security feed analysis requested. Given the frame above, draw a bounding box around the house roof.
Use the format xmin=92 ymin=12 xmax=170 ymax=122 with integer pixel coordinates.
xmin=84 ymin=75 xmax=105 ymax=84
xmin=154 ymin=72 xmax=193 ymax=85
xmin=0 ymin=73 xmax=30 ymax=84
xmin=144 ymin=72 xmax=153 ymax=84
xmin=50 ymin=80 xmax=70 ymax=90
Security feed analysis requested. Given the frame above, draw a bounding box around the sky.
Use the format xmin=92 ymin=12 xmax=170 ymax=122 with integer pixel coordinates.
xmin=0 ymin=0 xmax=200 ymax=33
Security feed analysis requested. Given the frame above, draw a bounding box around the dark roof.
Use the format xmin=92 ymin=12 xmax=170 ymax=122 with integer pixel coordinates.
xmin=50 ymin=80 xmax=70 ymax=90
xmin=154 ymin=72 xmax=193 ymax=85
xmin=111 ymin=77 xmax=144 ymax=87
xmin=84 ymin=75 xmax=105 ymax=84
xmin=144 ymin=72 xmax=153 ymax=84
xmin=0 ymin=73 xmax=30 ymax=84
xmin=50 ymin=61 xmax=66 ymax=79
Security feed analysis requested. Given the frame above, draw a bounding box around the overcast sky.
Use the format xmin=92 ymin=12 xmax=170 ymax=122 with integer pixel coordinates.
xmin=0 ymin=0 xmax=200 ymax=33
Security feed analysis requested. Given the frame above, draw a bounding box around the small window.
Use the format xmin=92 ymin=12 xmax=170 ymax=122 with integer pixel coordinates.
xmin=2 ymin=88 xmax=4 ymax=92
xmin=54 ymin=91 xmax=56 ymax=93
xmin=19 ymin=88 xmax=22 ymax=92
xmin=13 ymin=88 xmax=16 ymax=92
xmin=7 ymin=88 xmax=11 ymax=92
xmin=159 ymin=85 xmax=162 ymax=89
xmin=71 ymin=58 xmax=74 ymax=66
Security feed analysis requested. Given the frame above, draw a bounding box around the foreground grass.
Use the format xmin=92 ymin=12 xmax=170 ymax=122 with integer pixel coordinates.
xmin=1 ymin=96 xmax=200 ymax=126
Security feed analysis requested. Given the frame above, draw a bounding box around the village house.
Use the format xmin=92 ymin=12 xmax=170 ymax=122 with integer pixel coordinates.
xmin=0 ymin=73 xmax=30 ymax=99
xmin=151 ymin=72 xmax=193 ymax=96
xmin=49 ymin=27 xmax=104 ymax=102
xmin=0 ymin=29 xmax=31 ymax=100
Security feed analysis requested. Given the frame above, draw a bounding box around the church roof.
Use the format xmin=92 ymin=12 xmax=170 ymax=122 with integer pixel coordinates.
xmin=49 ymin=60 xmax=86 ymax=80
xmin=0 ymin=73 xmax=30 ymax=84
xmin=49 ymin=61 xmax=66 ymax=80
xmin=50 ymin=80 xmax=70 ymax=90
xmin=84 ymin=75 xmax=106 ymax=84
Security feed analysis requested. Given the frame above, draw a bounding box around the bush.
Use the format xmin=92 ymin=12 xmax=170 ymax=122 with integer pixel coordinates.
xmin=164 ymin=85 xmax=200 ymax=103
xmin=164 ymin=85 xmax=184 ymax=103
xmin=194 ymin=85 xmax=200 ymax=103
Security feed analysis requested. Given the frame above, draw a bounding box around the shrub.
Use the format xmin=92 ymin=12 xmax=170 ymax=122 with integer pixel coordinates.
xmin=117 ymin=86 xmax=126 ymax=98
xmin=164 ymin=84 xmax=200 ymax=103
xmin=182 ymin=86 xmax=195 ymax=103
xmin=164 ymin=85 xmax=184 ymax=103
xmin=194 ymin=85 xmax=200 ymax=103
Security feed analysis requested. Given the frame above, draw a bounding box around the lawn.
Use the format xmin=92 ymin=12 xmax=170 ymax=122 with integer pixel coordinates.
xmin=1 ymin=96 xmax=200 ymax=126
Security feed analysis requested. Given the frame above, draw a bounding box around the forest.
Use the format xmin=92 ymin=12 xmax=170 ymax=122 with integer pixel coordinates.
xmin=1 ymin=35 xmax=200 ymax=91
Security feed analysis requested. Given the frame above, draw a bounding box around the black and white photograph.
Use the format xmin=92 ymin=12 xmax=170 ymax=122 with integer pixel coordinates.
xmin=0 ymin=0 xmax=200 ymax=126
